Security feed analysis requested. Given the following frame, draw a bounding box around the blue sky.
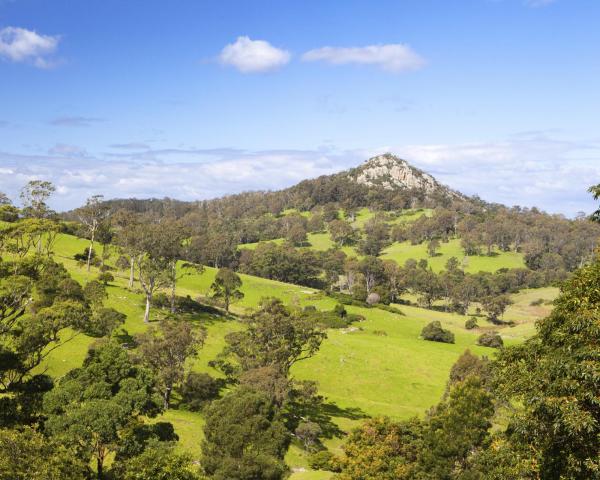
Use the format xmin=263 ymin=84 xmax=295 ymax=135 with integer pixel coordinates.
xmin=0 ymin=0 xmax=599 ymax=214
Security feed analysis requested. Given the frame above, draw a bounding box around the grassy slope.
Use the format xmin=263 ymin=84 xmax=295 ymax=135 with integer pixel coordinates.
xmin=37 ymin=231 xmax=552 ymax=478
xmin=239 ymin=208 xmax=525 ymax=273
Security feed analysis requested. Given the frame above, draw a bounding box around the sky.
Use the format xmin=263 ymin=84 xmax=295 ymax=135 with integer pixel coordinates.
xmin=0 ymin=0 xmax=599 ymax=215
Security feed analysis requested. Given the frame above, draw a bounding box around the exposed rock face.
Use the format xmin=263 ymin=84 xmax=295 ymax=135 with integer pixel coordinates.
xmin=349 ymin=153 xmax=460 ymax=198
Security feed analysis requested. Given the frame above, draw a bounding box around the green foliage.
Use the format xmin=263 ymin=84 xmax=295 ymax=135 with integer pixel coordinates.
xmin=308 ymin=450 xmax=339 ymax=472
xmin=201 ymin=386 xmax=290 ymax=480
xmin=418 ymin=376 xmax=494 ymax=479
xmin=494 ymin=254 xmax=600 ymax=479
xmin=464 ymin=317 xmax=478 ymax=329
xmin=0 ymin=426 xmax=88 ymax=480
xmin=177 ymin=372 xmax=222 ymax=411
xmin=477 ymin=331 xmax=503 ymax=348
xmin=336 ymin=416 xmax=424 ymax=480
xmin=421 ymin=321 xmax=455 ymax=344
xmin=221 ymin=298 xmax=326 ymax=376
xmin=97 ymin=271 xmax=114 ymax=285
xmin=43 ymin=341 xmax=162 ymax=478
xmin=210 ymin=267 xmax=244 ymax=312
xmin=112 ymin=441 xmax=202 ymax=480
xmin=136 ymin=319 xmax=206 ymax=409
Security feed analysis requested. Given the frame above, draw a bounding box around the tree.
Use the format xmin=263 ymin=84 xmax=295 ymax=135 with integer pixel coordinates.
xmin=329 ymin=219 xmax=355 ymax=247
xmin=220 ymin=298 xmax=326 ymax=376
xmin=201 ymin=387 xmax=289 ymax=480
xmin=358 ymin=218 xmax=390 ymax=256
xmin=481 ymin=295 xmax=512 ymax=323
xmin=427 ymin=238 xmax=440 ymax=257
xmin=43 ymin=341 xmax=162 ymax=479
xmin=589 ymin=183 xmax=600 ymax=222
xmin=356 ymin=256 xmax=386 ymax=293
xmin=418 ymin=376 xmax=494 ymax=478
xmin=494 ymin=254 xmax=600 ymax=479
xmin=131 ymin=222 xmax=175 ymax=322
xmin=19 ymin=180 xmax=55 ymax=219
xmin=286 ymin=223 xmax=308 ymax=246
xmin=336 ymin=417 xmax=424 ymax=480
xmin=136 ymin=319 xmax=206 ymax=409
xmin=76 ymin=195 xmax=110 ymax=271
xmin=112 ymin=441 xmax=202 ymax=480
xmin=0 ymin=258 xmax=95 ymax=395
xmin=0 ymin=426 xmax=88 ymax=479
xmin=211 ymin=267 xmax=244 ymax=313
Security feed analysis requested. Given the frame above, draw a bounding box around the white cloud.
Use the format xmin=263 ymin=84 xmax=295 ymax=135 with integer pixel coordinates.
xmin=302 ymin=43 xmax=425 ymax=73
xmin=0 ymin=26 xmax=60 ymax=68
xmin=0 ymin=135 xmax=598 ymax=216
xmin=218 ymin=36 xmax=290 ymax=73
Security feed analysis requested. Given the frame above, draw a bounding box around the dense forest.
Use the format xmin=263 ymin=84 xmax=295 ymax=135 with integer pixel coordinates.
xmin=1 ymin=160 xmax=599 ymax=479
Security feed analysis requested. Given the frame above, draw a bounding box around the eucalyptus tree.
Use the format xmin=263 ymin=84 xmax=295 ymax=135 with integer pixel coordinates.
xmin=76 ymin=194 xmax=110 ymax=271
xmin=19 ymin=180 xmax=55 ymax=219
xmin=210 ymin=267 xmax=244 ymax=313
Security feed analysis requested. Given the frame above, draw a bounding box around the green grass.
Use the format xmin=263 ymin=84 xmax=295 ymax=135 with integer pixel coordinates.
xmin=381 ymin=238 xmax=525 ymax=273
xmin=30 ymin=230 xmax=549 ymax=476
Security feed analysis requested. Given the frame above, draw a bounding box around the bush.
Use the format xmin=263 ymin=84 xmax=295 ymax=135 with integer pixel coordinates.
xmin=308 ymin=450 xmax=339 ymax=472
xmin=465 ymin=317 xmax=478 ymax=330
xmin=97 ymin=272 xmax=114 ymax=285
xmin=178 ymin=372 xmax=221 ymax=411
xmin=333 ymin=303 xmax=347 ymax=317
xmin=421 ymin=321 xmax=455 ymax=344
xmin=477 ymin=331 xmax=504 ymax=348
xmin=0 ymin=205 xmax=19 ymax=222
xmin=372 ymin=330 xmax=388 ymax=336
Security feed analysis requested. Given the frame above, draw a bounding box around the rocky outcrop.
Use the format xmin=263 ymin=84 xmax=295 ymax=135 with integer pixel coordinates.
xmin=348 ymin=153 xmax=461 ymax=198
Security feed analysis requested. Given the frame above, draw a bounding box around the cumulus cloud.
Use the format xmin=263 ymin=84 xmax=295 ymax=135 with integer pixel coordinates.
xmin=0 ymin=26 xmax=60 ymax=68
xmin=219 ymin=36 xmax=290 ymax=73
xmin=302 ymin=43 xmax=426 ymax=73
xmin=49 ymin=116 xmax=104 ymax=127
xmin=0 ymin=135 xmax=597 ymax=216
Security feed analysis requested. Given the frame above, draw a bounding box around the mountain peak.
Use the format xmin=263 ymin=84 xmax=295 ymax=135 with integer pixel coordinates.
xmin=348 ymin=153 xmax=440 ymax=193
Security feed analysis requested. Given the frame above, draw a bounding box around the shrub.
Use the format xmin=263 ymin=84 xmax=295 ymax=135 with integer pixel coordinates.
xmin=477 ymin=331 xmax=504 ymax=348
xmin=116 ymin=255 xmax=131 ymax=270
xmin=333 ymin=303 xmax=347 ymax=317
xmin=97 ymin=272 xmax=114 ymax=285
xmin=465 ymin=317 xmax=478 ymax=330
xmin=74 ymin=247 xmax=96 ymax=263
xmin=421 ymin=321 xmax=455 ymax=344
xmin=308 ymin=450 xmax=339 ymax=472
xmin=372 ymin=330 xmax=388 ymax=336
xmin=178 ymin=372 xmax=221 ymax=411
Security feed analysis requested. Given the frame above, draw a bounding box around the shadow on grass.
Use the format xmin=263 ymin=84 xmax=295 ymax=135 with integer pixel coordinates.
xmin=291 ymin=400 xmax=369 ymax=439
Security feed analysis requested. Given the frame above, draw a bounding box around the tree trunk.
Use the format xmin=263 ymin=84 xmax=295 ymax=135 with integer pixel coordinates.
xmin=97 ymin=456 xmax=103 ymax=480
xmin=170 ymin=262 xmax=177 ymax=314
xmin=163 ymin=386 xmax=171 ymax=410
xmin=128 ymin=257 xmax=135 ymax=289
xmin=87 ymin=230 xmax=95 ymax=272
xmin=144 ymin=293 xmax=151 ymax=323
xmin=224 ymin=294 xmax=230 ymax=313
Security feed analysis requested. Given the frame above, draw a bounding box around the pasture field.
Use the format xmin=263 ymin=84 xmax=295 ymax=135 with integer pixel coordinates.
xmin=237 ymin=208 xmax=526 ymax=273
xmin=36 ymin=231 xmax=552 ymax=478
